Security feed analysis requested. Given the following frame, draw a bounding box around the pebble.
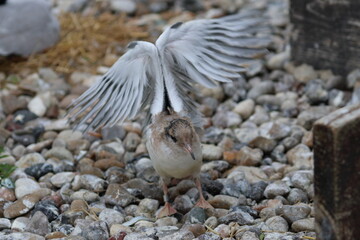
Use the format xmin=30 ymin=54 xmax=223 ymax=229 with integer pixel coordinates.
xmin=155 ymin=217 xmax=178 ymax=227
xmin=25 ymin=211 xmax=51 ymax=236
xmin=286 ymin=144 xmax=313 ymax=169
xmin=247 ymin=81 xmax=275 ymax=99
xmin=264 ymin=216 xmax=288 ymax=232
xmin=110 ymin=0 xmax=136 ymax=13
xmin=99 ymin=208 xmax=125 ymax=226
xmin=16 ymin=153 xmax=45 ymax=168
xmin=266 ymin=49 xmax=290 ymax=70
xmin=173 ymin=195 xmax=194 ymax=214
xmin=4 ymin=194 xmax=42 ymax=218
xmin=12 ymin=216 xmax=30 ymax=231
xmin=296 ymin=106 xmax=335 ymax=130
xmin=346 ymin=68 xmax=360 ymax=89
xmin=187 ymin=207 xmax=207 ymax=224
xmin=138 ymin=198 xmax=159 ymax=215
xmin=50 ymin=172 xmax=75 ymax=187
xmin=293 ymin=64 xmax=317 ymax=83
xmin=28 ymin=96 xmax=47 ymax=117
xmin=70 ymin=189 xmax=99 ymax=202
xmin=291 ymin=218 xmax=315 ymax=232
xmin=44 ymin=147 xmax=74 ymax=162
xmin=32 ymin=199 xmax=59 ymax=222
xmin=1 ymin=232 xmax=46 ymax=240
xmin=0 ymin=187 xmax=16 ymax=201
xmin=104 ymin=184 xmax=136 ymax=207
xmin=290 ymin=171 xmax=313 ymax=191
xmin=305 ymin=79 xmax=328 ymax=104
xmin=208 ymin=195 xmax=239 ymax=209
xmin=24 ymin=163 xmax=53 ymax=179
xmin=0 ymin=218 xmax=11 ymax=229
xmin=249 ymin=136 xmax=277 ymax=152
xmin=80 ymin=221 xmax=109 ymax=240
xmin=15 ymin=178 xmax=41 ymax=199
xmin=218 ymin=209 xmax=254 ymax=225
xmin=161 ymin=230 xmax=195 ymax=240
xmin=275 ymin=204 xmax=311 ymax=223
xmin=264 ymin=181 xmax=290 ymax=199
xmin=202 ymin=144 xmax=223 ymax=161
xmin=287 ymin=188 xmax=309 ymax=204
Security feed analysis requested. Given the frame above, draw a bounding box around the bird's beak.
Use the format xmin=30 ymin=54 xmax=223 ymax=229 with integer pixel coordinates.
xmin=184 ymin=144 xmax=196 ymax=160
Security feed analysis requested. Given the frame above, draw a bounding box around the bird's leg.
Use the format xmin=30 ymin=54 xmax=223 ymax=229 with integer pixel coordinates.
xmin=157 ymin=180 xmax=177 ymax=218
xmin=195 ymin=177 xmax=213 ymax=209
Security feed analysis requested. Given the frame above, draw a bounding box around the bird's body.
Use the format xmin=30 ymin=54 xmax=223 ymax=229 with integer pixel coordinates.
xmin=146 ymin=112 xmax=202 ymax=181
xmin=68 ymin=9 xmax=269 ymax=217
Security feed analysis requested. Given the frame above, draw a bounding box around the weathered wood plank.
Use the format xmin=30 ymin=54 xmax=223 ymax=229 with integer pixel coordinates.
xmin=313 ymin=104 xmax=360 ymax=239
xmin=290 ymin=0 xmax=360 ymax=76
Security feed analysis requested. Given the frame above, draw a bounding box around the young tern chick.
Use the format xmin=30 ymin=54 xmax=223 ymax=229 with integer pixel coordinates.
xmin=68 ymin=9 xmax=269 ymax=218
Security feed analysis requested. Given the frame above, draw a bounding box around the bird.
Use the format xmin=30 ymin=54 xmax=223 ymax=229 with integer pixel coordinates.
xmin=0 ymin=0 xmax=60 ymax=57
xmin=67 ymin=9 xmax=269 ymax=218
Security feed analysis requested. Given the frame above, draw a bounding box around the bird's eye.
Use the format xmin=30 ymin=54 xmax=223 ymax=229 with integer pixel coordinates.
xmin=170 ymin=135 xmax=177 ymax=142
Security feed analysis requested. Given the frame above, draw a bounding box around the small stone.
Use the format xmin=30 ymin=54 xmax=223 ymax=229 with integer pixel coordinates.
xmin=11 ymin=216 xmax=30 ymax=231
xmin=72 ymin=174 xmax=106 ymax=192
xmin=264 ymin=181 xmax=290 ymax=199
xmin=0 ymin=218 xmax=11 ymax=229
xmin=4 ymin=194 xmax=41 ymax=218
xmin=247 ymin=181 xmax=268 ymax=202
xmin=247 ymin=81 xmax=275 ymax=99
xmin=0 ymin=187 xmax=16 ymax=201
xmin=346 ymin=69 xmax=360 ymax=88
xmin=198 ymin=232 xmax=221 ymax=240
xmin=297 ymin=106 xmax=335 ymax=130
xmin=264 ymin=216 xmax=288 ymax=232
xmin=155 ymin=216 xmax=178 ymax=227
xmin=99 ymin=208 xmax=125 ymax=226
xmin=1 ymin=232 xmax=45 ymax=240
xmin=94 ymin=159 xmax=125 ymax=170
xmin=70 ymin=190 xmax=99 ymax=202
xmin=104 ymin=184 xmax=136 ymax=207
xmin=275 ymin=204 xmax=311 ymax=223
xmin=293 ymin=64 xmax=317 ymax=83
xmin=12 ymin=145 xmax=26 ymax=159
xmin=160 ymin=230 xmax=195 ymax=240
xmin=249 ymin=136 xmax=277 ymax=152
xmin=286 ymin=144 xmax=313 ymax=169
xmin=290 ymin=171 xmax=313 ymax=191
xmin=24 ymin=163 xmax=53 ymax=180
xmin=28 ymin=96 xmax=47 ymax=117
xmin=208 ymin=195 xmax=239 ymax=209
xmin=44 ymin=147 xmax=74 ymax=162
xmin=202 ymin=144 xmax=223 ymax=161
xmin=15 ymin=178 xmax=41 ymax=199
xmin=138 ymin=198 xmax=159 ymax=215
xmin=16 ymin=153 xmax=45 ymax=168
xmin=305 ymin=79 xmax=328 ymax=104
xmin=234 ymin=146 xmax=263 ymax=166
xmin=291 ymin=218 xmax=315 ymax=232
xmin=204 ymin=216 xmax=218 ymax=229
xmin=50 ymin=172 xmax=75 ymax=187
xmin=218 ymin=209 xmax=254 ymax=225
xmin=110 ymin=224 xmax=131 ymax=236
xmin=32 ymin=199 xmax=59 ymax=222
xmin=96 ymin=141 xmax=125 ymax=161
xmin=25 ymin=211 xmax=51 ymax=236
xmin=123 ymin=132 xmax=141 ymax=152
xmin=80 ymin=221 xmax=109 ymax=240
xmin=187 ymin=207 xmax=207 ymax=224
xmin=101 ymin=125 xmax=126 ymax=140
xmin=240 ymin=231 xmax=258 ymax=240
xmin=287 ymin=188 xmax=309 ymax=204
xmin=266 ymin=49 xmax=290 ymax=70
xmin=173 ymin=195 xmax=194 ymax=214
xmin=110 ymin=0 xmax=136 ymax=13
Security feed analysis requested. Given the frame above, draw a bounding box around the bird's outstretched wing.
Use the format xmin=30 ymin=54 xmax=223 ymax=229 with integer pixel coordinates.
xmin=155 ymin=9 xmax=270 ymax=126
xmin=67 ymin=41 xmax=158 ymax=132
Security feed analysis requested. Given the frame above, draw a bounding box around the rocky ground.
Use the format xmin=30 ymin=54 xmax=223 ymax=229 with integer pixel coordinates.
xmin=1 ymin=0 xmax=360 ymax=240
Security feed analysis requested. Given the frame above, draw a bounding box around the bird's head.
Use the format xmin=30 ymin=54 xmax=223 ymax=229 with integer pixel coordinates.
xmin=164 ymin=118 xmax=197 ymax=160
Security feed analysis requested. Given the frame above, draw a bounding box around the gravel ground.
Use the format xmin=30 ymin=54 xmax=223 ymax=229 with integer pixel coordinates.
xmin=1 ymin=0 xmax=360 ymax=240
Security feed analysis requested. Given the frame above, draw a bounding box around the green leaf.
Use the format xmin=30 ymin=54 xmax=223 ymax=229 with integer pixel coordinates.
xmin=0 ymin=164 xmax=16 ymax=179
xmin=259 ymin=233 xmax=265 ymax=240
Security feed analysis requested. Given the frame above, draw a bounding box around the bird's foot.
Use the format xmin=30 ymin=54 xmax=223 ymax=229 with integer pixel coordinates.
xmin=157 ymin=202 xmax=177 ymax=218
xmin=195 ymin=197 xmax=213 ymax=209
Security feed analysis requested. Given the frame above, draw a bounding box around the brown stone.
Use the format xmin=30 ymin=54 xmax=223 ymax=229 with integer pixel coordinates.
xmin=4 ymin=194 xmax=41 ymax=218
xmin=70 ymin=199 xmax=88 ymax=213
xmin=314 ymin=104 xmax=360 ymax=239
xmin=94 ymin=159 xmax=125 ymax=170
xmin=1 ymin=95 xmax=28 ymax=114
xmin=45 ymin=231 xmax=67 ymax=239
xmin=0 ymin=187 xmax=16 ymax=201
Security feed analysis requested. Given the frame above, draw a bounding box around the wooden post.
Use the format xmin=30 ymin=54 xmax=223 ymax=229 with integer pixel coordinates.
xmin=290 ymin=0 xmax=360 ymax=76
xmin=313 ymin=104 xmax=360 ymax=239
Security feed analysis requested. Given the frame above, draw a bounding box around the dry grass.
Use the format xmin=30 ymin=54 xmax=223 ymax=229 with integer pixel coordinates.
xmin=0 ymin=12 xmax=149 ymax=75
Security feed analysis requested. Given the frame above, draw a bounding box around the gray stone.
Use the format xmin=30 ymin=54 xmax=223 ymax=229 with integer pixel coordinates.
xmin=44 ymin=147 xmax=74 ymax=162
xmin=293 ymin=64 xmax=317 ymax=83
xmin=155 ymin=217 xmax=178 ymax=227
xmin=264 ymin=181 xmax=290 ymax=198
xmin=297 ymin=106 xmax=335 ymax=130
xmin=328 ymin=89 xmax=350 ymax=107
xmin=0 ymin=232 xmax=45 ymax=240
xmin=247 ymin=81 xmax=275 ymax=99
xmin=25 ymin=211 xmax=51 ymax=236
xmin=173 ymin=195 xmax=194 ymax=214
xmin=286 ymin=144 xmax=313 ymax=169
xmin=123 ymin=132 xmax=141 ymax=152
xmin=276 ymin=204 xmax=311 ymax=223
xmin=346 ymin=69 xmax=360 ymax=88
xmin=240 ymin=231 xmax=258 ymax=240
xmin=0 ymin=218 xmax=11 ymax=230
xmin=264 ymin=216 xmax=289 ymax=232
xmin=72 ymin=174 xmax=106 ymax=192
xmin=290 ymin=171 xmax=313 ymax=191
xmin=104 ymin=184 xmax=136 ymax=207
xmin=15 ymin=178 xmax=41 ymax=199
xmin=287 ymin=188 xmax=309 ymax=204
xmin=291 ymin=218 xmax=315 ymax=232
xmin=248 ymin=136 xmax=277 ymax=152
xmin=266 ymin=49 xmax=290 ymax=70
xmin=80 ymin=221 xmax=109 ymax=240
xmin=233 ymin=99 xmax=255 ymax=120
xmin=138 ymin=198 xmax=159 ymax=214
xmin=160 ymin=230 xmax=195 ymax=240
xmin=16 ymin=153 xmax=45 ymax=168
xmin=11 ymin=217 xmax=30 ymax=231
xmin=305 ymin=79 xmax=328 ymax=104
xmin=234 ymin=127 xmax=259 ymax=144
xmin=70 ymin=189 xmax=99 ymax=202
xmin=99 ymin=208 xmax=125 ymax=226
xmin=50 ymin=172 xmax=75 ymax=187
xmin=198 ymin=232 xmax=222 ymax=240
xmin=218 ymin=209 xmax=254 ymax=225
xmin=202 ymin=144 xmax=223 ymax=161
xmin=110 ymin=0 xmax=136 ymax=13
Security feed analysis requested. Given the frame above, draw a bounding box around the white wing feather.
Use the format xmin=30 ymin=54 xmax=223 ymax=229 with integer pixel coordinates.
xmin=67 ymin=41 xmax=158 ymax=132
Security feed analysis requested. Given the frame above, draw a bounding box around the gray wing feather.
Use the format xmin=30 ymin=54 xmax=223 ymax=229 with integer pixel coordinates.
xmin=67 ymin=42 xmax=157 ymax=132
